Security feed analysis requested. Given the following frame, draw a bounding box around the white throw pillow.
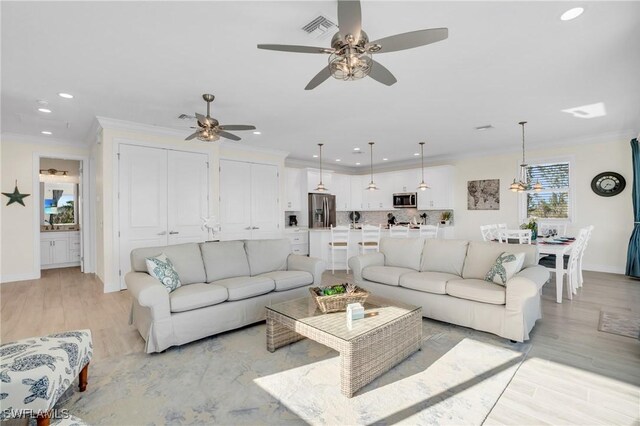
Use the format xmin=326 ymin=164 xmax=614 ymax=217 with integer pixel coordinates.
xmin=146 ymin=253 xmax=182 ymax=292
xmin=484 ymin=252 xmax=525 ymax=286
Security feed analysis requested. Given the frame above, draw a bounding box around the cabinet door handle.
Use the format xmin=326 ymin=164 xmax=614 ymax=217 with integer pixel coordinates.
xmin=252 ymin=226 xmax=260 ymax=230
xmin=169 ymin=231 xmax=179 ymax=235
xmin=53 ymin=241 xmax=55 ymax=246
xmin=157 ymin=231 xmax=167 ymax=236
xmin=245 ymin=226 xmax=252 ymax=230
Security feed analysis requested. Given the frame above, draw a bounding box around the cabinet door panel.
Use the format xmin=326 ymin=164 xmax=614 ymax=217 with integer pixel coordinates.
xmin=52 ymin=239 xmax=69 ymax=264
xmin=333 ymin=174 xmax=351 ymax=211
xmin=167 ymin=150 xmax=209 ymax=245
xmin=41 ymin=241 xmax=52 ymax=265
xmin=250 ymin=163 xmax=279 ymax=235
xmin=219 ymin=160 xmax=252 ymax=235
xmin=285 ymin=168 xmax=302 ymax=211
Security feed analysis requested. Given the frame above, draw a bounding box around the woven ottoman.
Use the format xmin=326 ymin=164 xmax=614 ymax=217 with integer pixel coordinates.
xmin=0 ymin=329 xmax=93 ymax=426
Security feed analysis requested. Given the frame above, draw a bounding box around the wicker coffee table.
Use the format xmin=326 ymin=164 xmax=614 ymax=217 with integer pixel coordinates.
xmin=266 ymin=295 xmax=422 ymax=397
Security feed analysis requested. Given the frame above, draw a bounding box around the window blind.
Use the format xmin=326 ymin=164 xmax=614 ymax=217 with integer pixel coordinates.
xmin=526 ymin=162 xmax=569 ymax=189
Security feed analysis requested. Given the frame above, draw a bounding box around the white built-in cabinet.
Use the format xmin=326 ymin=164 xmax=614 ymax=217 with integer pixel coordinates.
xmin=284 ymin=168 xmax=302 ymax=211
xmin=40 ymin=231 xmax=80 ymax=269
xmin=332 ymin=173 xmax=351 ymax=211
xmin=118 ymin=144 xmax=209 ymax=288
xmin=219 ymin=160 xmax=280 ymax=240
xmin=417 ymin=166 xmax=454 ymax=210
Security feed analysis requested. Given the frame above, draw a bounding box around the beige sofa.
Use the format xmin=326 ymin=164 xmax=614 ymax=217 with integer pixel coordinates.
xmin=349 ymin=238 xmax=549 ymax=342
xmin=126 ymin=239 xmax=325 ymax=353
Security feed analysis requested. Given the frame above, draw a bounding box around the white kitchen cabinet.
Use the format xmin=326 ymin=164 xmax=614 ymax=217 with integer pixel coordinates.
xmin=40 ymin=231 xmax=80 ymax=269
xmin=350 ymin=175 xmax=363 ymax=211
xmin=284 ymin=168 xmax=302 ymax=211
xmin=219 ymin=160 xmax=280 ymax=240
xmin=284 ymin=228 xmax=309 ymax=255
xmin=363 ymin=172 xmax=394 ymax=210
xmin=332 ymin=173 xmax=351 ymax=211
xmin=419 ymin=166 xmax=454 ymax=209
xmin=393 ymin=169 xmax=421 ymax=193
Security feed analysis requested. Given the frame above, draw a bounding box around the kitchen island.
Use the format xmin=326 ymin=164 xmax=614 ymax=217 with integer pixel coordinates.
xmin=309 ymin=226 xmax=455 ymax=271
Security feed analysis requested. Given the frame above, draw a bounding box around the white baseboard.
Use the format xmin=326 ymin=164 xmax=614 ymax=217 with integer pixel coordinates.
xmin=0 ymin=271 xmax=41 ymax=284
xmin=583 ymin=263 xmax=625 ymax=275
xmin=41 ymin=261 xmax=81 ymax=270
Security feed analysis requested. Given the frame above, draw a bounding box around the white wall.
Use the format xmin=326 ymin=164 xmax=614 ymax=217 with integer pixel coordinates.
xmin=451 ymin=137 xmax=633 ymax=274
xmin=0 ymin=137 xmax=89 ymax=282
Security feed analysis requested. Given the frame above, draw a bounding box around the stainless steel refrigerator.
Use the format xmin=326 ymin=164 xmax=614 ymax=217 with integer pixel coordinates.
xmin=308 ymin=193 xmax=336 ymax=228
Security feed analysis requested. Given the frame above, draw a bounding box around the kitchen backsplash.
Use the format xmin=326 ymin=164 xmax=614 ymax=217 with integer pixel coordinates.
xmin=337 ymin=209 xmax=453 ymax=226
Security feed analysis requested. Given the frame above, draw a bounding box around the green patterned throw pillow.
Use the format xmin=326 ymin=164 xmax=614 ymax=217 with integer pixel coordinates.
xmin=484 ymin=252 xmax=525 ymax=286
xmin=146 ymin=253 xmax=182 ymax=292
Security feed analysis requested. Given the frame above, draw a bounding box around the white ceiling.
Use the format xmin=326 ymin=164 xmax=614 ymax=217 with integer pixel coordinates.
xmin=2 ymin=1 xmax=639 ymax=168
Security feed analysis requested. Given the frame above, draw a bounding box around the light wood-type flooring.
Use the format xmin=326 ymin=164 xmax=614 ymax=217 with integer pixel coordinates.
xmin=2 ymin=267 xmax=639 ymax=424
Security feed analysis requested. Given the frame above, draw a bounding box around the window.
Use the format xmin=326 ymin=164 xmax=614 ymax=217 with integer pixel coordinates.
xmin=522 ymin=161 xmax=571 ymax=221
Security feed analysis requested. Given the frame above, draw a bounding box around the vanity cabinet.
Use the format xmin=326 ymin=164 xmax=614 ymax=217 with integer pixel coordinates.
xmin=40 ymin=231 xmax=80 ymax=269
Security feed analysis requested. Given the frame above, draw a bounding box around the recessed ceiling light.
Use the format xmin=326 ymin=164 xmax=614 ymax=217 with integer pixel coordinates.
xmin=58 ymin=92 xmax=74 ymax=99
xmin=313 ymin=154 xmax=318 ymax=158
xmin=41 ymin=131 xmax=52 ymax=135
xmin=413 ymin=153 xmax=420 ymax=156
xmin=353 ymin=147 xmax=360 ymax=151
xmin=38 ymin=108 xmax=52 ymax=113
xmin=561 ymin=102 xmax=606 ymax=119
xmin=356 ymin=162 xmax=361 ymax=165
xmin=560 ymin=7 xmax=584 ymax=21
xmin=335 ymin=159 xmax=341 ymax=162
xmin=383 ymin=158 xmax=389 ymax=161
xmin=253 ymin=131 xmax=261 ymax=135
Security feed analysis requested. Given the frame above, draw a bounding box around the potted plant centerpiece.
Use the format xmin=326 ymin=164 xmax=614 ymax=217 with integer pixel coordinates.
xmin=440 ymin=211 xmax=452 ymax=225
xmin=520 ymin=217 xmax=538 ymax=240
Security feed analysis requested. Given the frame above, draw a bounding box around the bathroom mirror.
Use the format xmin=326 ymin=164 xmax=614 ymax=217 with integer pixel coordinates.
xmin=43 ymin=182 xmax=77 ymax=225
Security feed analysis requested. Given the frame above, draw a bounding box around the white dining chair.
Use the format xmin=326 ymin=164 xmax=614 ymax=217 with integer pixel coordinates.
xmin=480 ymin=224 xmax=497 ymax=241
xmin=577 ymin=225 xmax=594 ymax=289
xmin=539 ymin=227 xmax=589 ymax=298
xmin=419 ymin=224 xmax=439 ymax=239
xmin=496 ymin=223 xmax=508 ymax=232
xmin=538 ymin=222 xmax=568 ymax=238
xmin=498 ymin=229 xmax=532 ymax=244
xmin=328 ymin=225 xmax=350 ymax=274
xmin=358 ymin=224 xmax=381 ymax=254
xmin=389 ymin=225 xmax=409 ymax=238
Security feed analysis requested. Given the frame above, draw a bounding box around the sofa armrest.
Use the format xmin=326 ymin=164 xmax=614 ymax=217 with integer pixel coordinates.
xmin=287 ymin=254 xmax=326 ymax=285
xmin=505 ymin=276 xmax=540 ymax=311
xmin=348 ymin=253 xmax=385 ymax=283
xmin=125 ymin=272 xmax=171 ymax=320
xmin=515 ymin=265 xmax=550 ymax=291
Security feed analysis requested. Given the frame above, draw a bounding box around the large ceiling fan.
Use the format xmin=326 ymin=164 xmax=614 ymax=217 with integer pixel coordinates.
xmin=185 ymin=94 xmax=256 ymax=142
xmin=257 ymin=0 xmax=448 ymax=90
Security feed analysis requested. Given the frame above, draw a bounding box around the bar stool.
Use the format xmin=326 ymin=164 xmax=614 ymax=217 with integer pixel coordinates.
xmin=419 ymin=224 xmax=439 ymax=239
xmin=389 ymin=225 xmax=409 ymax=238
xmin=328 ymin=225 xmax=350 ymax=273
xmin=358 ymin=224 xmax=381 ymax=254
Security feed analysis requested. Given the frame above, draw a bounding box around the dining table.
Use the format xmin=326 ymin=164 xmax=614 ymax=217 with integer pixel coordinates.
xmin=535 ymin=238 xmax=576 ymax=303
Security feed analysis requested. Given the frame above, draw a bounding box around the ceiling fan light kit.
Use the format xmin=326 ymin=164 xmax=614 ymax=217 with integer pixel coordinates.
xmin=257 ymin=0 xmax=448 ymax=90
xmin=185 ymin=94 xmax=255 ymax=142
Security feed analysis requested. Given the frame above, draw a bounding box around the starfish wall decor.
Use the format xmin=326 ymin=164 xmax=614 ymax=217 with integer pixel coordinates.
xmin=2 ymin=180 xmax=31 ymax=206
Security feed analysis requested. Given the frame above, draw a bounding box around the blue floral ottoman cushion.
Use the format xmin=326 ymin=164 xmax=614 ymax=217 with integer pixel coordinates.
xmin=0 ymin=330 xmax=93 ymax=420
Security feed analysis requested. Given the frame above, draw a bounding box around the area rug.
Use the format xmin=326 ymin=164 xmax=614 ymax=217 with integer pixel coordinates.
xmin=598 ymin=311 xmax=640 ymax=339
xmin=58 ymin=320 xmax=530 ymax=425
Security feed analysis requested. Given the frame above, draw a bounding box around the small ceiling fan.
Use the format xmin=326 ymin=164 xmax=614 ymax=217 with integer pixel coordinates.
xmin=185 ymin=94 xmax=256 ymax=142
xmin=257 ymin=0 xmax=448 ymax=90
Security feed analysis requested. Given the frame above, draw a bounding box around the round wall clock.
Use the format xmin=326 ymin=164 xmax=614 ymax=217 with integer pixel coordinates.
xmin=591 ymin=172 xmax=626 ymax=197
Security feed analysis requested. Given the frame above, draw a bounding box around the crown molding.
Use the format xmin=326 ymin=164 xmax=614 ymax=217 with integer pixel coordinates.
xmin=219 ymin=140 xmax=289 ymax=158
xmin=0 ymin=132 xmax=89 ymax=148
xmin=96 ymin=116 xmax=187 ymax=139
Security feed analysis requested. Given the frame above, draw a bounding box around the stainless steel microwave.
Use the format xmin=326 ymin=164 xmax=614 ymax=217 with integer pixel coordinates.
xmin=393 ymin=192 xmax=417 ymax=208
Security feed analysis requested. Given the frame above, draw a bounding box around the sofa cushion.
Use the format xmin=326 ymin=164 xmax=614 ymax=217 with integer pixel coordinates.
xmin=399 ymin=271 xmax=460 ymax=295
xmin=201 ymin=241 xmax=250 ymax=282
xmin=244 ymin=239 xmax=291 ymax=276
xmin=130 ymin=243 xmax=206 ymax=285
xmin=362 ymin=266 xmax=415 ymax=286
xmin=259 ymin=271 xmax=313 ymax=291
xmin=213 ymin=276 xmax=275 ymax=301
xmin=462 ymin=241 xmax=538 ymax=280
xmin=420 ymin=239 xmax=469 ymax=276
xmin=379 ymin=237 xmax=425 ymax=270
xmin=446 ymin=279 xmax=506 ymax=305
xmin=169 ymin=283 xmax=228 ymax=313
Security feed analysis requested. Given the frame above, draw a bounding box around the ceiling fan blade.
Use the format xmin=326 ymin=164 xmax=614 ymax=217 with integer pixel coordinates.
xmin=195 ymin=112 xmax=212 ymax=126
xmin=368 ymin=60 xmax=397 ymax=86
xmin=185 ymin=131 xmax=200 ymax=141
xmin=216 ymin=130 xmax=241 ymax=141
xmin=338 ymin=0 xmax=362 ymax=43
xmin=218 ymin=125 xmax=256 ymax=131
xmin=257 ymin=44 xmax=332 ymax=54
xmin=368 ymin=28 xmax=448 ymax=54
xmin=305 ymin=66 xmax=332 ymax=90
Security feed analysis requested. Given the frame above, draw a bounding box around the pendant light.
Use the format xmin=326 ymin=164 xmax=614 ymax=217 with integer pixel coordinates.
xmin=315 ymin=143 xmax=328 ymax=192
xmin=509 ymin=121 xmax=543 ymax=192
xmin=365 ymin=142 xmax=379 ymax=191
xmin=417 ymin=142 xmax=430 ymax=191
